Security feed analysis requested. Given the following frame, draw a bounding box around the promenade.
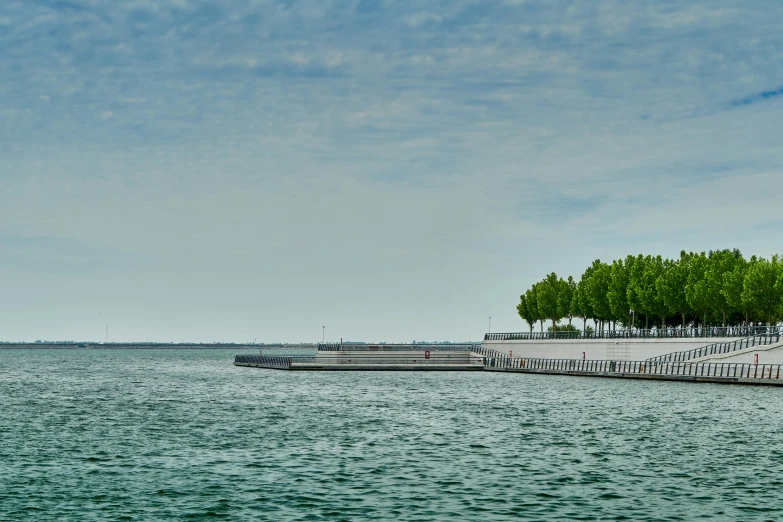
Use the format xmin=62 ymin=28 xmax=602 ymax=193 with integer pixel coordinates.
xmin=236 ymin=328 xmax=783 ymax=386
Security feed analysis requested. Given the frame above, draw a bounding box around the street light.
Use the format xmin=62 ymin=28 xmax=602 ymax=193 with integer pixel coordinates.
xmin=322 ymin=326 xmax=325 ymax=343
xmin=489 ymin=316 xmax=492 ymax=335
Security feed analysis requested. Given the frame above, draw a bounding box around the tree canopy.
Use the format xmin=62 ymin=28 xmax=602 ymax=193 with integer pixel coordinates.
xmin=517 ymin=250 xmax=783 ymax=331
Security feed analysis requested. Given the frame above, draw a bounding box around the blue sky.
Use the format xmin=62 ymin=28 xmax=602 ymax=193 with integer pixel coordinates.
xmin=1 ymin=0 xmax=782 ymax=342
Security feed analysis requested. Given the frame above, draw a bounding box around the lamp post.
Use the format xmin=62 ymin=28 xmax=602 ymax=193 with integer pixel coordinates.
xmin=322 ymin=326 xmax=325 ymax=343
xmin=489 ymin=316 xmax=492 ymax=335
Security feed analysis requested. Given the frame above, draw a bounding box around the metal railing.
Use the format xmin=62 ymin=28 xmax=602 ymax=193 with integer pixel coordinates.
xmin=473 ymin=345 xmax=507 ymax=359
xmin=317 ymin=344 xmax=342 ymax=351
xmin=485 ymin=326 xmax=781 ymax=341
xmin=235 ymin=355 xmax=295 ymax=367
xmin=645 ymin=333 xmax=781 ymax=364
xmin=483 ymin=356 xmax=783 ymax=380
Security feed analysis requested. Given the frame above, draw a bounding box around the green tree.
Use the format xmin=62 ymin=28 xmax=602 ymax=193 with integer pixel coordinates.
xmin=706 ymin=249 xmax=743 ymax=326
xmin=627 ymin=254 xmax=649 ymax=329
xmin=559 ymin=276 xmax=577 ymax=326
xmin=722 ymin=256 xmax=750 ymax=324
xmin=657 ymin=251 xmax=691 ymax=328
xmin=742 ymin=256 xmax=783 ymax=325
xmin=686 ymin=252 xmax=710 ymax=326
xmin=570 ymin=280 xmax=585 ymax=331
xmin=537 ymin=272 xmax=563 ymax=333
xmin=586 ymin=260 xmax=612 ymax=330
xmin=516 ymin=293 xmax=536 ymax=332
xmin=608 ymin=257 xmax=632 ymax=328
xmin=526 ymin=284 xmax=544 ymax=332
xmin=659 ymin=254 xmax=688 ymax=326
xmin=640 ymin=255 xmax=668 ymax=327
xmin=577 ymin=265 xmax=596 ymax=331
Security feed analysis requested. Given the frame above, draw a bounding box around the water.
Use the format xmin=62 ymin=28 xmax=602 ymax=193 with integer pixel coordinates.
xmin=2 ymin=349 xmax=783 ymax=521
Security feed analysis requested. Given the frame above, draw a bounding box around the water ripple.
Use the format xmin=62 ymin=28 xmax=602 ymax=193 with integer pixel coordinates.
xmin=2 ymin=349 xmax=783 ymax=520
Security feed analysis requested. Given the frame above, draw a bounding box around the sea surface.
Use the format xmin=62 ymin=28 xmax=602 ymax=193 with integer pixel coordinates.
xmin=2 ymin=349 xmax=783 ymax=521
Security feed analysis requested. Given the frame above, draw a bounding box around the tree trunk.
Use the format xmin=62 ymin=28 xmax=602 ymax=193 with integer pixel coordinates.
xmin=645 ymin=315 xmax=649 ymax=330
xmin=681 ymin=312 xmax=686 ymax=329
xmin=722 ymin=310 xmax=726 ymax=327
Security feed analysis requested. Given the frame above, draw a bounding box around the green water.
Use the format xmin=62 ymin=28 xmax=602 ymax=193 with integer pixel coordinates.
xmin=2 ymin=349 xmax=782 ymax=521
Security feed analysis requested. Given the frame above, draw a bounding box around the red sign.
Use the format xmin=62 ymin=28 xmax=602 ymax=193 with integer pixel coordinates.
xmin=424 ymin=350 xmax=430 ymax=359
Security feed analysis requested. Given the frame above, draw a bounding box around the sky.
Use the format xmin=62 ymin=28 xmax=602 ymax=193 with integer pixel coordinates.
xmin=1 ymin=0 xmax=782 ymax=343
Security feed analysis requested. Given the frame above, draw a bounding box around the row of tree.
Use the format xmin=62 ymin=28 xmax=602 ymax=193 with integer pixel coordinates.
xmin=517 ymin=250 xmax=783 ymax=332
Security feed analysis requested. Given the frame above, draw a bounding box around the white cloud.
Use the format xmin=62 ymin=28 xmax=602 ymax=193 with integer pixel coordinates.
xmin=288 ymin=53 xmax=310 ymax=65
xmin=1 ymin=0 xmax=783 ymax=341
xmin=406 ymin=11 xmax=442 ymax=27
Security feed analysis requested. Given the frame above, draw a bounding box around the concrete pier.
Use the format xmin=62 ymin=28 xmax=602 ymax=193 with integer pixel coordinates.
xmin=234 ymin=350 xmax=485 ymax=371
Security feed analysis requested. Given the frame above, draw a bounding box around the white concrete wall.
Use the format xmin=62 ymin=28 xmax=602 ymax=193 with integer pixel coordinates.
xmin=483 ymin=337 xmax=741 ymax=361
xmin=695 ymin=341 xmax=783 ymax=364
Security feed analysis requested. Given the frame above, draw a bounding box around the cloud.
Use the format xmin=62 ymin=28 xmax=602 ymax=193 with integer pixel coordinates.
xmin=1 ymin=0 xmax=783 ymax=340
xmin=406 ymin=11 xmax=442 ymax=27
xmin=729 ymin=86 xmax=783 ymax=109
xmin=0 ymin=234 xmax=141 ymax=273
